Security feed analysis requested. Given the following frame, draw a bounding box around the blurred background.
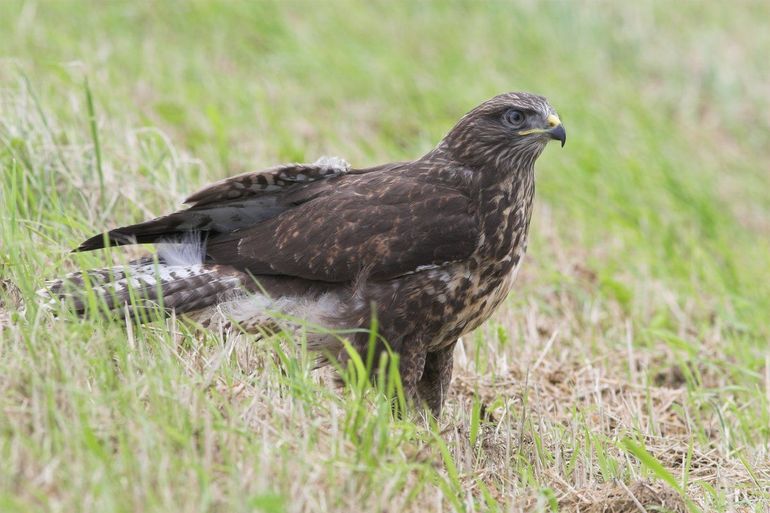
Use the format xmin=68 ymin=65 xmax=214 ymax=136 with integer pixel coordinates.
xmin=2 ymin=1 xmax=767 ymax=322
xmin=1 ymin=1 xmax=769 ymax=510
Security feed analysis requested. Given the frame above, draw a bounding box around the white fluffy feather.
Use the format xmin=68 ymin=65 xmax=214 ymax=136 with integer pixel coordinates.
xmin=157 ymin=231 xmax=205 ymax=266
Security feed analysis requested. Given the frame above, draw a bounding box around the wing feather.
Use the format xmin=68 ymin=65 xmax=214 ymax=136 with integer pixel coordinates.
xmin=75 ymin=158 xmax=353 ymax=252
xmin=184 ymin=156 xmax=351 ymax=207
xmin=75 ymin=156 xmax=478 ymax=283
xmin=205 ymin=172 xmax=478 ymax=282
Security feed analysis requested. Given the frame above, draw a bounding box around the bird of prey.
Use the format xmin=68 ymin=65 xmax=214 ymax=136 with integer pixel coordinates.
xmin=42 ymin=92 xmax=565 ymax=415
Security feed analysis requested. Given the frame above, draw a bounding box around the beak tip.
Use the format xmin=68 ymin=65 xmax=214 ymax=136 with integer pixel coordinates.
xmin=549 ymin=124 xmax=566 ymax=147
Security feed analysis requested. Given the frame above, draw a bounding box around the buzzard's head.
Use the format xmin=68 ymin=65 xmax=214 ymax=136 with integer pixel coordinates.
xmin=441 ymin=92 xmax=565 ymax=173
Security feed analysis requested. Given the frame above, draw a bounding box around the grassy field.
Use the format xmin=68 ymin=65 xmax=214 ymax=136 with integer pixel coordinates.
xmin=1 ymin=1 xmax=769 ymax=511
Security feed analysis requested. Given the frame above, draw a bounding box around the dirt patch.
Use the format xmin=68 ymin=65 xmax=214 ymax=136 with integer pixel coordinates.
xmin=653 ymin=364 xmax=688 ymax=389
xmin=560 ymin=480 xmax=686 ymax=513
xmin=0 ymin=278 xmax=23 ymax=328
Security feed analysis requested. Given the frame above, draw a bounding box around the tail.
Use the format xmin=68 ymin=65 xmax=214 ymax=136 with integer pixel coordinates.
xmin=38 ymin=258 xmax=246 ymax=319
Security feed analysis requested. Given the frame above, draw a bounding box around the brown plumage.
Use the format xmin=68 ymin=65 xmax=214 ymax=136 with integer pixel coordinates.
xmin=41 ymin=92 xmax=566 ymax=415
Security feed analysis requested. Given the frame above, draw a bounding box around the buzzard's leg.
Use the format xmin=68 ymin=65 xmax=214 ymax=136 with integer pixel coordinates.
xmin=397 ymin=343 xmax=427 ymax=409
xmin=417 ymin=340 xmax=457 ymax=416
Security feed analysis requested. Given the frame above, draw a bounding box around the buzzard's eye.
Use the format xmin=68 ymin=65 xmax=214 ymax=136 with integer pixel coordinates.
xmin=503 ymin=109 xmax=525 ymax=128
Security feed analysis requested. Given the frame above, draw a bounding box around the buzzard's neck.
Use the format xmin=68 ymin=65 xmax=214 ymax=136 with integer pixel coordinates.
xmin=419 ymin=147 xmax=537 ymax=261
xmin=475 ymin=164 xmax=536 ymax=263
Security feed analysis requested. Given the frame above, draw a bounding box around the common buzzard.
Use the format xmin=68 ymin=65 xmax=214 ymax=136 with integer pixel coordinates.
xmin=42 ymin=92 xmax=566 ymax=415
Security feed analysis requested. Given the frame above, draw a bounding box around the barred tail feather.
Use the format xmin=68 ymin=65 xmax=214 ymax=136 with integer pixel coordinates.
xmin=39 ymin=235 xmax=345 ymax=356
xmin=38 ymin=262 xmax=245 ymax=318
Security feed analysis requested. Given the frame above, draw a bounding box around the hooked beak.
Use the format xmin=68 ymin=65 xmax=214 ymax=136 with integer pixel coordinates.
xmin=517 ymin=113 xmax=567 ymax=147
xmin=546 ymin=114 xmax=566 ymax=147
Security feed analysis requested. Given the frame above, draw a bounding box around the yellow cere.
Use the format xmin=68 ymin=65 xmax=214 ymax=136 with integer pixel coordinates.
xmin=547 ymin=114 xmax=561 ymax=127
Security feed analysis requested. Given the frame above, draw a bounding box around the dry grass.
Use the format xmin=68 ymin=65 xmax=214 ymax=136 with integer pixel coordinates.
xmin=2 ymin=1 xmax=770 ymax=512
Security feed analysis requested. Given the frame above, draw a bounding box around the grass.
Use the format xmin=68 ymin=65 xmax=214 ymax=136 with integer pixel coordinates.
xmin=1 ymin=1 xmax=769 ymax=511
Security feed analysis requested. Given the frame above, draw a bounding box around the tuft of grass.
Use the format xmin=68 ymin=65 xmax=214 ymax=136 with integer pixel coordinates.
xmin=1 ymin=1 xmax=769 ymax=511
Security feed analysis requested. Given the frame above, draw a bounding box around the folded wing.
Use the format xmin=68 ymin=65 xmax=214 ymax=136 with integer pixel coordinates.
xmin=205 ymin=172 xmax=479 ymax=282
xmin=75 ymin=157 xmax=479 ymax=284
